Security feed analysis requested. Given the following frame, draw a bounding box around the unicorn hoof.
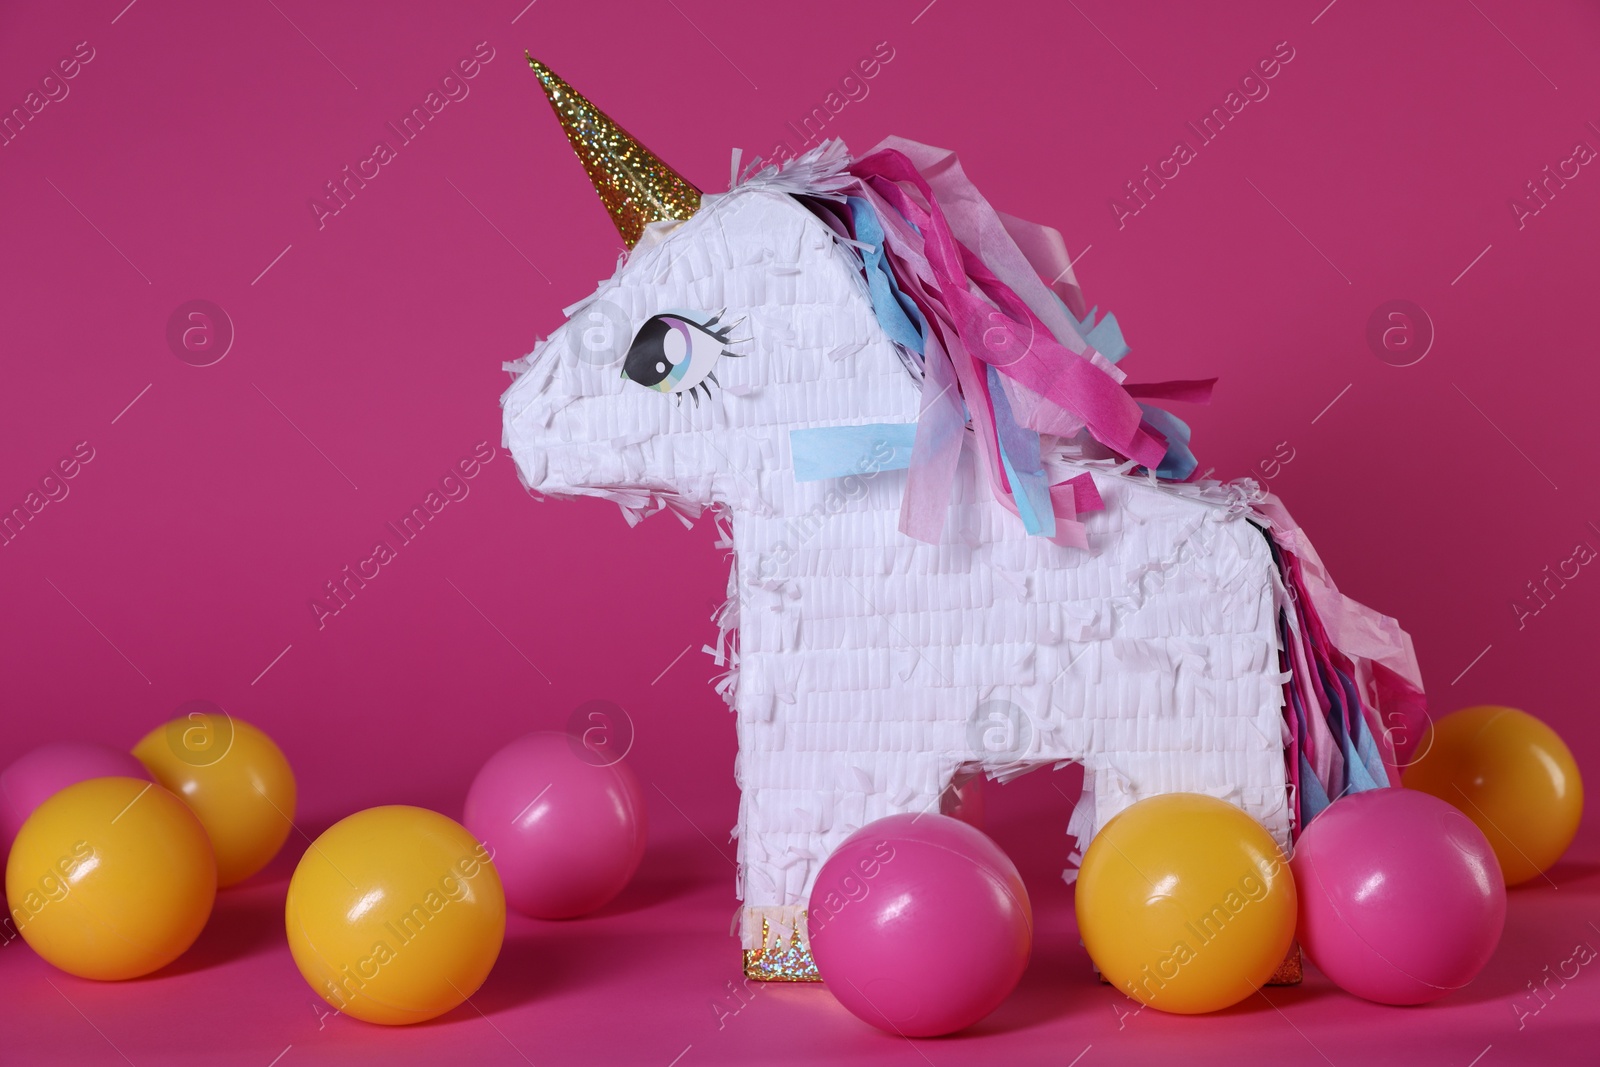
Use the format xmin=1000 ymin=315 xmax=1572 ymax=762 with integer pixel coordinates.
xmin=743 ymin=918 xmax=820 ymax=982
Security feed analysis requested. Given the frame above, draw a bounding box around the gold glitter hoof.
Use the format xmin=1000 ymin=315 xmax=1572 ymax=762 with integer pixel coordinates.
xmin=743 ymin=918 xmax=821 ymax=982
xmin=1267 ymin=942 xmax=1303 ymax=985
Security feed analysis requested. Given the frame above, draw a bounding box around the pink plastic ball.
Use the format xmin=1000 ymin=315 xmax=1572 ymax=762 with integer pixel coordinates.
xmin=807 ymin=813 xmax=1032 ymax=1036
xmin=462 ymin=732 xmax=647 ymax=919
xmin=1292 ymin=788 xmax=1506 ymax=1005
xmin=1 ymin=742 xmax=151 ymax=856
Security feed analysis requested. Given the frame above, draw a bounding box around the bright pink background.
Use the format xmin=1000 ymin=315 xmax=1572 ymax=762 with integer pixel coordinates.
xmin=3 ymin=0 xmax=1598 ymax=1063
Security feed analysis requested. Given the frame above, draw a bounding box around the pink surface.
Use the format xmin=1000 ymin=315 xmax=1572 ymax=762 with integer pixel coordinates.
xmin=1292 ymin=788 xmax=1507 ymax=1005
xmin=2 ymin=0 xmax=1598 ymax=1063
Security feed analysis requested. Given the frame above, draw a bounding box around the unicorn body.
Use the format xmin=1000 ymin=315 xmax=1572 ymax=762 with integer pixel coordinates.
xmin=501 ymin=58 xmax=1421 ymax=980
xmin=504 ymin=178 xmax=1297 ymax=969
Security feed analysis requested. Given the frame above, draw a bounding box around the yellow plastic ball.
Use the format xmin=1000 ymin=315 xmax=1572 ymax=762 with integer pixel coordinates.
xmin=1403 ymin=705 xmax=1583 ymax=886
xmin=5 ymin=777 xmax=216 ymax=980
xmin=133 ymin=711 xmax=296 ymax=887
xmin=285 ymin=805 xmax=505 ymax=1025
xmin=1075 ymin=793 xmax=1297 ymax=1014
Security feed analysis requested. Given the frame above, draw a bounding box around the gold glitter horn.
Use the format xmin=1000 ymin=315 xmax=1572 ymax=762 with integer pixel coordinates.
xmin=527 ymin=54 xmax=702 ymax=248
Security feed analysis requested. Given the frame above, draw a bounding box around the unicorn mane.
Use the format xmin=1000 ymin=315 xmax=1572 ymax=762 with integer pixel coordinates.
xmin=726 ymin=137 xmax=1209 ymax=549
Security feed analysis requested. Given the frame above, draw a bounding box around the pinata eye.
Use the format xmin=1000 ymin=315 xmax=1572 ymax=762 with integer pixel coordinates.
xmin=620 ymin=312 xmax=742 ymax=403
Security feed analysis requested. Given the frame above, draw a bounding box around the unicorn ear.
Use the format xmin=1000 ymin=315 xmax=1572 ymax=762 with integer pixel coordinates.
xmin=527 ymin=55 xmax=702 ymax=249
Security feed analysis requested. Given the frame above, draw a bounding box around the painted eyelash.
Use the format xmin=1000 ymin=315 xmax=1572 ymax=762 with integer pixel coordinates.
xmin=676 ymin=309 xmax=745 ymax=406
xmin=702 ymin=310 xmax=750 ymax=359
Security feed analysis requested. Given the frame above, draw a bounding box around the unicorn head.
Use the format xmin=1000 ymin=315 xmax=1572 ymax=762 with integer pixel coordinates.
xmin=503 ymin=58 xmax=1223 ymax=558
xmin=502 ymin=59 xmax=924 ymax=528
xmin=502 ymin=167 xmax=923 ymax=528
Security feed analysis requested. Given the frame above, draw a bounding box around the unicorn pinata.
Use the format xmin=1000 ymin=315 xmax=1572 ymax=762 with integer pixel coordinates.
xmin=499 ymin=57 xmax=1427 ymax=981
